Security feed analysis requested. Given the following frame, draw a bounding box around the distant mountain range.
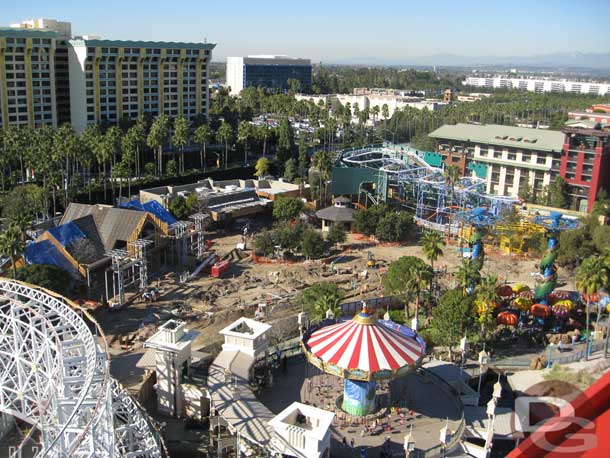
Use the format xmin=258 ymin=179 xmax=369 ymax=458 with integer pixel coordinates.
xmin=326 ymin=52 xmax=610 ymax=70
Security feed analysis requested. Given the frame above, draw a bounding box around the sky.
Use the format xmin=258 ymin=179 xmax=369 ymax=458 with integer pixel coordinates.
xmin=3 ymin=0 xmax=610 ymax=64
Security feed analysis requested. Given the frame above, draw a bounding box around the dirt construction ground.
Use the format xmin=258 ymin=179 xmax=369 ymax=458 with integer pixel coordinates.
xmin=98 ymin=228 xmax=575 ymax=390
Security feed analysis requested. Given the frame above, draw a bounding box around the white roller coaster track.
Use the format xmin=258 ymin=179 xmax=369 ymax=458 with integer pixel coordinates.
xmin=0 ymin=278 xmax=166 ymax=457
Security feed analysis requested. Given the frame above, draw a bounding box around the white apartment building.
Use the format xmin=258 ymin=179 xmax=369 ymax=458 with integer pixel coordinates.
xmin=463 ymin=76 xmax=610 ymax=96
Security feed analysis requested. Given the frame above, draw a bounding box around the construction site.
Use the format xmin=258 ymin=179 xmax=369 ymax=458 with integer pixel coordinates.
xmin=0 ymin=144 xmax=593 ymax=458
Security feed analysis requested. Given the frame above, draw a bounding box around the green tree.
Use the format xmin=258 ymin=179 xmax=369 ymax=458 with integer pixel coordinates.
xmin=255 ymin=231 xmax=275 ymax=257
xmin=144 ymin=162 xmax=155 ymax=178
xmin=576 ymin=256 xmax=609 ymax=359
xmin=474 ymin=275 xmax=500 ymax=338
xmin=16 ymin=264 xmax=71 ymax=296
xmin=256 ymin=124 xmax=272 ymax=158
xmin=354 ymin=204 xmax=388 ymax=236
xmin=296 ymin=282 xmax=344 ymax=321
xmin=301 ymin=228 xmax=325 ymax=259
xmin=276 ymin=117 xmax=295 ymax=161
xmin=375 ymin=211 xmax=414 ymax=242
xmin=283 ymin=158 xmax=297 ymax=182
xmin=173 ymin=115 xmax=190 ymax=174
xmin=326 ymin=223 xmax=347 ymax=247
xmin=0 ymin=223 xmax=25 ymax=279
xmin=272 ymin=196 xmax=305 ymax=221
xmin=431 ymin=289 xmax=474 ymax=357
xmin=216 ymin=121 xmax=233 ymax=169
xmin=147 ymin=113 xmax=170 ymax=175
xmin=444 ymin=164 xmax=461 ymax=197
xmin=382 ymin=256 xmax=433 ymax=320
xmin=194 ymin=123 xmax=213 ymax=170
xmin=255 ymin=157 xmax=270 ymax=178
xmin=421 ymin=230 xmax=445 ymax=271
xmin=456 ymin=259 xmax=482 ymax=290
xmin=166 ymin=159 xmax=178 ymax=177
xmin=237 ymin=120 xmax=255 ymax=165
xmin=547 ymin=176 xmax=569 ymax=209
xmin=1 ymin=184 xmax=45 ymax=222
xmin=169 ymin=195 xmax=189 ymax=220
xmin=298 ymin=141 xmax=308 ymax=179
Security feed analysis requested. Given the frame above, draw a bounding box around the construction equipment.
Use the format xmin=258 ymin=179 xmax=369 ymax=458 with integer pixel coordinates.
xmin=211 ymin=260 xmax=231 ymax=278
xmin=367 ymin=251 xmax=378 ymax=269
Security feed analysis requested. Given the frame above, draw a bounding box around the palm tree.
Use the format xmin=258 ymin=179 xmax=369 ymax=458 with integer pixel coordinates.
xmin=216 ymin=122 xmax=233 ymax=170
xmin=444 ymin=164 xmax=461 ymax=199
xmin=147 ymin=114 xmax=170 ymax=176
xmin=407 ymin=264 xmax=432 ymax=324
xmin=576 ymin=256 xmax=609 ymax=360
xmin=194 ymin=123 xmax=212 ymax=171
xmin=256 ymin=124 xmax=271 ymax=158
xmin=456 ymin=259 xmax=481 ymax=291
xmin=421 ymin=231 xmax=445 ymax=271
xmin=173 ymin=115 xmax=190 ymax=174
xmin=313 ymin=292 xmax=343 ymax=322
xmin=237 ymin=121 xmax=254 ymax=165
xmin=0 ymin=223 xmax=25 ymax=279
xmin=475 ymin=275 xmax=500 ymax=338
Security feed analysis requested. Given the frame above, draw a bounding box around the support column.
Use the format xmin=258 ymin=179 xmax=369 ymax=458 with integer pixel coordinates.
xmin=342 ymin=378 xmax=376 ymax=416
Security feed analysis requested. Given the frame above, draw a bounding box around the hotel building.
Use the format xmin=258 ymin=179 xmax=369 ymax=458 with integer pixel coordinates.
xmin=428 ymin=123 xmax=610 ymax=212
xmin=0 ymin=18 xmax=215 ymax=131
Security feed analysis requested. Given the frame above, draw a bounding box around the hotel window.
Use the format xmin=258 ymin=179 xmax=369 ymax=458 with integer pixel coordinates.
xmin=536 ymin=156 xmax=546 ymax=165
xmin=507 ymin=152 xmax=517 ymax=161
xmin=493 ymin=150 xmax=503 ymax=159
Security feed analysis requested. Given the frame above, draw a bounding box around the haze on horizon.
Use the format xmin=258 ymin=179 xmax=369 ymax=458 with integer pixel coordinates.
xmin=3 ymin=0 xmax=610 ymax=64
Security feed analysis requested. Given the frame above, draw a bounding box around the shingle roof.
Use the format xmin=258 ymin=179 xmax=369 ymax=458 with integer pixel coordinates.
xmin=60 ymin=203 xmax=148 ymax=251
xmin=429 ymin=123 xmax=564 ymax=152
xmin=315 ymin=205 xmax=355 ymax=222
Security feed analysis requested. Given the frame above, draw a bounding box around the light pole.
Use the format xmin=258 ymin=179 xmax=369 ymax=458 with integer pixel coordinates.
xmin=547 ymin=342 xmax=554 ymax=368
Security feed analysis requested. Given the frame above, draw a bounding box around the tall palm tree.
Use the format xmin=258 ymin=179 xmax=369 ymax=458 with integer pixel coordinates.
xmin=576 ymin=256 xmax=609 ymax=360
xmin=407 ymin=264 xmax=432 ymax=324
xmin=421 ymin=231 xmax=445 ymax=271
xmin=444 ymin=164 xmax=461 ymax=200
xmin=313 ymin=292 xmax=343 ymax=322
xmin=194 ymin=123 xmax=213 ymax=171
xmin=216 ymin=122 xmax=233 ymax=170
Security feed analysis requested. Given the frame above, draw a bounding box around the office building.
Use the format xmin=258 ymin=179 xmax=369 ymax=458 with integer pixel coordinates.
xmin=226 ymin=55 xmax=311 ymax=95
xmin=0 ymin=18 xmax=215 ymax=131
xmin=429 ymin=123 xmax=610 ymax=212
xmin=463 ymin=76 xmax=610 ymax=96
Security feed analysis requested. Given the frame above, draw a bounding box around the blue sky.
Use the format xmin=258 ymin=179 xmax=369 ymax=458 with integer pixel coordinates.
xmin=3 ymin=0 xmax=609 ymax=63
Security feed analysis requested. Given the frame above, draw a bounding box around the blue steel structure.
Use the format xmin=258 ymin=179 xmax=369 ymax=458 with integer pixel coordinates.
xmin=529 ymin=212 xmax=580 ymax=305
xmin=336 ymin=144 xmax=516 ymax=226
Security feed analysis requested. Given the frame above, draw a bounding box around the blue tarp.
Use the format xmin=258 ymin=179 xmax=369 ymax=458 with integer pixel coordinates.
xmin=24 ymin=240 xmax=79 ymax=276
xmin=120 ymin=199 xmax=177 ymax=225
xmin=47 ymin=221 xmax=86 ymax=248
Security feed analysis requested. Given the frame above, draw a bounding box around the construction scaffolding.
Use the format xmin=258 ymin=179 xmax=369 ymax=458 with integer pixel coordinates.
xmin=167 ymin=213 xmax=208 ymax=266
xmin=104 ymin=239 xmax=153 ymax=305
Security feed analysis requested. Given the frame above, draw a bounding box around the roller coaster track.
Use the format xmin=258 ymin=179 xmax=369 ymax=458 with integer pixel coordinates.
xmin=0 ymin=278 xmax=165 ymax=457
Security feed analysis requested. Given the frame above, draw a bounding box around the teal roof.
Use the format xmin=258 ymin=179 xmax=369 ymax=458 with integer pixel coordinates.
xmin=69 ymin=38 xmax=215 ymax=50
xmin=429 ymin=123 xmax=564 ymax=152
xmin=0 ymin=27 xmax=58 ymax=39
xmin=422 ymin=151 xmax=443 ymax=168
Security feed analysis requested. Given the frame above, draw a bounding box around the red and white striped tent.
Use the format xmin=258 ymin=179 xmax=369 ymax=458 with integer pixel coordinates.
xmin=303 ymin=307 xmax=424 ymax=380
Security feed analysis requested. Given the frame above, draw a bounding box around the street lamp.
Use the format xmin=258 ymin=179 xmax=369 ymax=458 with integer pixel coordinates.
xmin=403 ymin=425 xmax=415 ymax=457
xmin=477 ymin=347 xmax=488 ymax=396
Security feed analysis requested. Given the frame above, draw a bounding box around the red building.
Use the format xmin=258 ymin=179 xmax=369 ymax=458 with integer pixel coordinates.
xmin=561 ymin=120 xmax=610 ymax=212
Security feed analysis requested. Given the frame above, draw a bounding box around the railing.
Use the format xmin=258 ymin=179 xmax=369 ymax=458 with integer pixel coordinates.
xmin=415 ymin=368 xmax=466 ymax=458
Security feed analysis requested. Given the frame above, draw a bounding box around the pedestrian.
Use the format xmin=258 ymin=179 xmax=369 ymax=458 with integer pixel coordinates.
xmin=558 ymin=340 xmax=564 ymax=353
xmin=350 ymin=438 xmax=355 ymax=448
xmin=342 ymin=437 xmax=347 ymax=447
